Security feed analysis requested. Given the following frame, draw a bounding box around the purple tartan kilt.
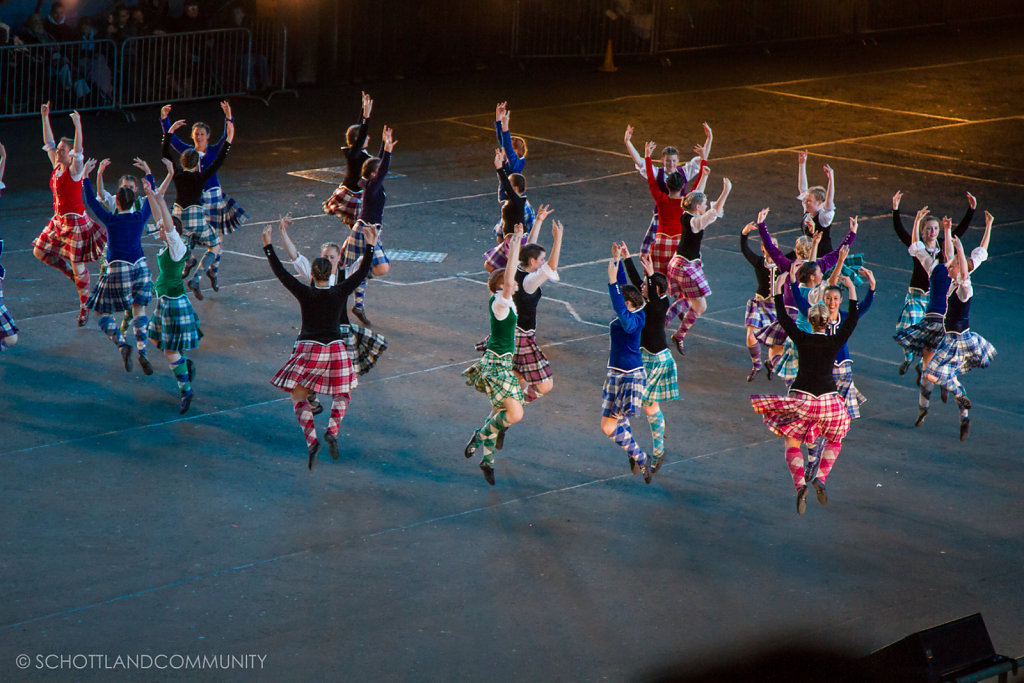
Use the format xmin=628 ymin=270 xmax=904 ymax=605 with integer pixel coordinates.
xmin=202 ymin=186 xmax=248 ymax=235
xmin=667 ymin=254 xmax=711 ymax=300
xmin=754 ymin=305 xmax=797 ymax=347
xmin=271 ymin=340 xmax=357 ymax=395
xmin=86 ymin=258 xmax=153 ymax=313
xmin=483 ymin=233 xmax=530 ymax=272
xmin=649 ymin=232 xmax=679 ymax=277
xmin=601 ymin=367 xmax=646 ymax=418
xmin=323 ymin=185 xmax=362 ymax=227
xmin=745 ymin=295 xmax=776 ymax=329
xmin=513 ymin=327 xmax=552 ymax=383
xmin=32 ymin=212 xmax=106 ymax=263
xmin=924 ymin=329 xmax=997 ymax=385
xmin=639 ymin=212 xmax=659 ymax=256
xmin=750 ymin=390 xmax=851 ymax=444
xmin=893 ymin=313 xmax=945 ymax=354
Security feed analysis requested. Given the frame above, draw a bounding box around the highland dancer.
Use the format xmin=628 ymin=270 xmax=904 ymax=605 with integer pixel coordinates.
xmin=890 ymin=190 xmax=976 ymax=377
xmin=483 ymin=148 xmax=536 ymax=272
xmin=664 ymin=177 xmax=732 ymax=355
xmin=463 ymin=224 xmax=527 ymax=486
xmin=323 ymin=91 xmax=373 ymax=229
xmin=623 ymin=250 xmax=679 ymax=473
xmin=161 ymin=101 xmax=247 ymax=293
xmin=0 ymin=141 xmax=18 ymax=352
xmin=163 ymin=118 xmax=234 ymax=300
xmin=740 ymin=220 xmax=777 ymax=381
xmin=343 ymin=126 xmax=395 ymax=326
xmin=32 ymin=104 xmax=107 ymax=326
xmin=81 ymin=158 xmax=158 ymax=375
xmin=263 ymin=221 xmax=377 ymax=470
xmin=796 ymin=151 xmax=836 ymax=254
xmin=624 ymin=123 xmax=710 ymax=259
xmin=146 ymin=179 xmax=203 ymax=414
xmin=921 ymin=216 xmax=996 ymax=440
xmin=602 ymin=243 xmax=652 ymax=483
xmin=751 ymin=272 xmax=859 ymax=514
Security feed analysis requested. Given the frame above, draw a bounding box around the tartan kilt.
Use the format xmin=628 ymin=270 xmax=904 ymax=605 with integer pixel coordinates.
xmin=0 ymin=298 xmax=18 ymax=341
xmin=639 ymin=213 xmax=658 ymax=256
xmin=174 ymin=204 xmax=220 ymax=249
xmin=650 ymin=232 xmax=680 ymax=277
xmin=513 ymin=327 xmax=552 ymax=383
xmin=894 ymin=288 xmax=928 ymax=333
xmin=754 ymin=305 xmax=797 ymax=347
xmin=202 ymin=186 xmax=248 ymax=236
xmin=893 ymin=313 xmax=945 ymax=354
xmin=924 ymin=330 xmax=997 ymax=385
xmin=773 ymin=337 xmax=800 ymax=381
xmin=745 ymin=295 xmax=776 ymax=329
xmin=833 ymin=361 xmax=865 ymax=419
xmin=667 ymin=254 xmax=712 ymax=299
xmin=32 ymin=212 xmax=106 ymax=263
xmin=342 ymin=323 xmax=388 ymax=376
xmin=323 ymin=185 xmax=362 ymax=227
xmin=601 ymin=367 xmax=646 ymax=418
xmin=750 ymin=390 xmax=851 ymax=444
xmin=483 ymin=233 xmax=530 ymax=271
xmin=271 ymin=339 xmax=356 ymax=395
xmin=641 ymin=348 xmax=679 ymax=404
xmin=342 ymin=220 xmax=389 ymax=276
xmin=837 ymin=252 xmax=865 ymax=287
xmin=463 ymin=349 xmax=526 ymax=408
xmin=85 ymin=258 xmax=152 ymax=313
xmin=148 ymin=294 xmax=203 ymax=351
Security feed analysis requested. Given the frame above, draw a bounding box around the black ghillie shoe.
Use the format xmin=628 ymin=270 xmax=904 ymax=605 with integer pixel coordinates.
xmin=307 ymin=393 xmax=324 ymax=416
xmin=178 ymin=390 xmax=193 ymax=415
xmin=205 ymin=268 xmax=219 ymax=292
xmin=914 ymin=407 xmax=928 ymax=427
xmin=465 ymin=431 xmax=480 ymax=459
xmin=138 ymin=353 xmax=154 ymax=376
xmin=187 ymin=278 xmax=204 ymax=301
xmin=120 ymin=344 xmax=133 ymax=372
xmin=181 ymin=256 xmax=198 ymax=280
xmin=812 ymin=478 xmax=827 ymax=505
xmin=479 ymin=461 xmax=496 ymax=486
xmin=639 ymin=457 xmax=652 ymax=484
xmin=959 ymin=417 xmax=970 ymax=442
xmin=898 ymin=358 xmax=913 ymax=376
xmin=651 ymin=453 xmax=665 ymax=474
xmin=308 ymin=440 xmax=321 ymax=470
xmin=324 ymin=431 xmax=339 ymax=460
xmin=351 ymin=306 xmax=371 ymax=326
xmin=796 ymin=485 xmax=809 ymax=515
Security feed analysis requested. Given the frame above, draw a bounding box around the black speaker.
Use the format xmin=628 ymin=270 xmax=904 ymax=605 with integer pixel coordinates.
xmin=864 ymin=613 xmax=1015 ymax=682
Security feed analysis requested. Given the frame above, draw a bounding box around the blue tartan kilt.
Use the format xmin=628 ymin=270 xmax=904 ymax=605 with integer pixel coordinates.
xmin=833 ymin=360 xmax=865 ymax=419
xmin=342 ymin=220 xmax=389 ymax=277
xmin=174 ymin=204 xmax=220 ymax=249
xmin=774 ymin=337 xmax=799 ymax=381
xmin=0 ymin=297 xmax=18 ymax=342
xmin=148 ymin=294 xmax=203 ymax=351
xmin=924 ymin=329 xmax=996 ymax=386
xmin=894 ymin=313 xmax=945 ymax=354
xmin=86 ymin=258 xmax=153 ymax=313
xmin=895 ymin=288 xmax=928 ymax=333
xmin=601 ymin=367 xmax=646 ymax=418
xmin=203 ymin=186 xmax=248 ymax=235
xmin=342 ymin=323 xmax=388 ymax=376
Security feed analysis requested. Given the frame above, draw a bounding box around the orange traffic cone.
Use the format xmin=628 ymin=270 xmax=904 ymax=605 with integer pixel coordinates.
xmin=598 ymin=39 xmax=617 ymax=72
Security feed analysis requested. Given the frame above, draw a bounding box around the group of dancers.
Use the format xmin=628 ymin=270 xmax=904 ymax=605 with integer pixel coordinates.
xmin=0 ymin=96 xmax=999 ymax=509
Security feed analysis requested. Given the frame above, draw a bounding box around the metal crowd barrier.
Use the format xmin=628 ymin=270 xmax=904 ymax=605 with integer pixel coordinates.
xmin=0 ymin=38 xmax=118 ymax=119
xmin=0 ymin=26 xmax=292 ymax=120
xmin=118 ymin=28 xmax=252 ymax=111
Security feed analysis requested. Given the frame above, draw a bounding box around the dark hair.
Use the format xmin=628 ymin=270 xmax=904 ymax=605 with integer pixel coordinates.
xmin=361 ymin=157 xmax=380 ymax=179
xmin=665 ymin=171 xmax=685 ymax=194
xmin=311 ymin=257 xmax=332 ymax=282
xmin=622 ymin=284 xmax=644 ymax=309
xmin=661 ymin=146 xmax=679 ymax=158
xmin=650 ymin=273 xmax=668 ymax=297
xmin=181 ymin=149 xmax=200 ymax=170
xmin=487 ymin=269 xmax=505 ymax=293
xmin=345 ymin=124 xmax=361 ymax=147
xmin=509 ymin=173 xmax=526 ymax=194
xmin=191 ymin=122 xmax=210 ymax=137
xmin=824 ymin=284 xmax=843 ymax=297
xmin=519 ymin=244 xmax=545 ymax=266
xmin=797 ymin=261 xmax=820 ymax=284
xmin=115 ymin=186 xmax=136 ymax=211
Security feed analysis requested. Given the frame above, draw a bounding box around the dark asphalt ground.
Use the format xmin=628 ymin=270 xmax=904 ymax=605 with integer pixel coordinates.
xmin=1 ymin=24 xmax=1023 ymax=682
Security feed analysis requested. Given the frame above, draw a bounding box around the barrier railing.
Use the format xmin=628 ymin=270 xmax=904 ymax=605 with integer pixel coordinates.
xmin=0 ymin=26 xmax=292 ymax=120
xmin=0 ymin=38 xmax=118 ymax=118
xmin=118 ymin=28 xmax=252 ymax=110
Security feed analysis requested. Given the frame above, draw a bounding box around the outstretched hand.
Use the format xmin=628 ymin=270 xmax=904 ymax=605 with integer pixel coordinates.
xmin=261 ymin=225 xmax=273 ymax=247
xmin=160 ymin=104 xmax=172 ymax=119
xmin=279 ymin=213 xmax=293 ymax=232
xmin=892 ymin=190 xmax=903 ymax=210
xmin=83 ymin=158 xmax=97 ymax=175
xmin=757 ymin=207 xmax=770 ymax=224
xmin=98 ymin=158 xmax=112 ymax=174
xmin=849 ymin=215 xmax=859 ymax=233
xmin=133 ymin=157 xmax=151 ymax=174
xmin=966 ymin=191 xmax=977 ymax=210
xmin=624 ymin=124 xmax=633 ymax=143
xmin=168 ymin=119 xmax=187 ymax=133
xmin=644 ymin=140 xmax=656 ymax=157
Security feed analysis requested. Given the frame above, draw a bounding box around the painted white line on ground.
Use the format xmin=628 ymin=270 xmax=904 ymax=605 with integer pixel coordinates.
xmin=746 ymin=86 xmax=970 ymax=122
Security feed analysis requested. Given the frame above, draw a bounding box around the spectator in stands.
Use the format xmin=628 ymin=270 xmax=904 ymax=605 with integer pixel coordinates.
xmin=77 ymin=17 xmax=114 ymax=100
xmin=141 ymin=0 xmax=170 ymax=34
xmin=106 ymin=6 xmax=136 ymax=43
xmin=171 ymin=0 xmax=208 ymax=33
xmin=44 ymin=2 xmax=77 ymax=43
xmin=16 ymin=13 xmax=56 ymax=44
xmin=222 ymin=2 xmax=270 ymax=92
xmin=129 ymin=7 xmax=152 ymax=37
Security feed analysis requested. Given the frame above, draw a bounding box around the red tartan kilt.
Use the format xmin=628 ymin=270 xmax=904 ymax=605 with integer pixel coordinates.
xmin=649 ymin=233 xmax=680 ymax=276
xmin=271 ymin=340 xmax=356 ymax=395
xmin=32 ymin=213 xmax=106 ymax=263
xmin=750 ymin=391 xmax=851 ymax=444
xmin=323 ymin=186 xmax=362 ymax=227
xmin=667 ymin=254 xmax=711 ymax=299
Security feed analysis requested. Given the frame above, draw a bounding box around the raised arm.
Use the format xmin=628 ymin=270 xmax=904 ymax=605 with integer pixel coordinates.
xmin=503 ymin=224 xmax=524 ymax=298
xmin=822 ymin=164 xmax=835 ymax=212
xmin=952 ymin=192 xmax=976 ymax=239
xmin=495 ymin=149 xmax=515 ymax=197
xmin=692 ymin=162 xmax=709 ymax=193
xmin=624 ymin=125 xmax=645 ymax=171
xmin=796 ymin=149 xmax=808 ymax=196
xmin=757 ymin=218 xmax=793 ymax=272
xmin=699 ymin=122 xmax=713 ymax=160
xmin=198 ymin=139 xmax=231 ymax=182
xmin=816 ymin=218 xmax=858 ymax=273
xmin=157 ymin=158 xmax=175 ymax=195
xmin=978 ymin=210 xmax=993 ymax=254
xmin=643 ymin=147 xmax=663 ymax=199
xmin=622 ymin=255 xmax=643 ymax=289
xmin=149 ymin=177 xmax=187 ymax=261
xmin=0 ymin=141 xmax=5 ymax=189
xmin=364 ymin=126 xmax=394 ymax=193
xmin=857 ymin=267 xmax=875 ymax=316
xmin=828 ymin=245 xmax=849 ymax=287
xmin=160 ymin=107 xmax=190 ymax=154
xmin=216 ymin=100 xmax=232 ymax=147
xmin=81 ymin=172 xmax=115 ymax=225
xmin=942 ymin=216 xmax=954 ymax=264
xmin=911 ymin=205 xmax=928 ymax=246
xmin=891 ymin=190 xmax=912 ymax=245
xmin=95 ymin=157 xmax=111 ymax=203
xmin=546 ymin=218 xmax=564 ymax=271
xmin=740 ymin=222 xmax=762 ymax=267
xmin=497 ymin=105 xmax=521 ymax=170
xmin=261 ymin=226 xmax=307 ymax=299
xmin=527 ymin=204 xmax=552 ymax=245
xmin=41 ymin=102 xmax=57 ymax=165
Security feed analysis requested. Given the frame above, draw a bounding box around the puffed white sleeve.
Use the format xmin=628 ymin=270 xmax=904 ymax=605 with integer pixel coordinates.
xmin=292 ymin=253 xmax=312 ymax=282
xmin=521 ymin=263 xmax=560 ymax=293
xmin=969 ymin=247 xmax=988 ymax=271
xmin=491 ymin=292 xmax=514 ymax=320
xmin=166 ymin=227 xmax=188 ymax=261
